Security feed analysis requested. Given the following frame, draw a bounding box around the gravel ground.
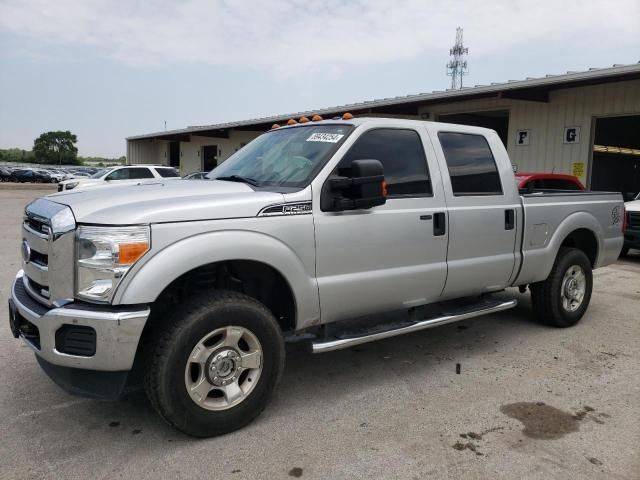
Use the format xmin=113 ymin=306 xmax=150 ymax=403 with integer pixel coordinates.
xmin=0 ymin=189 xmax=638 ymax=480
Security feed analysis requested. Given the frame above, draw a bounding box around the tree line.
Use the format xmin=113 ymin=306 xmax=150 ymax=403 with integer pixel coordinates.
xmin=0 ymin=131 xmax=125 ymax=166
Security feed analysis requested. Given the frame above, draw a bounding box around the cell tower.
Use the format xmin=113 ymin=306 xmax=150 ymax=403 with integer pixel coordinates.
xmin=447 ymin=27 xmax=468 ymax=89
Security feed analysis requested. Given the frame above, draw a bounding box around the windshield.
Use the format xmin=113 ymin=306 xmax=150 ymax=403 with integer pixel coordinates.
xmin=91 ymin=168 xmax=112 ymax=179
xmin=208 ymin=124 xmax=353 ymax=189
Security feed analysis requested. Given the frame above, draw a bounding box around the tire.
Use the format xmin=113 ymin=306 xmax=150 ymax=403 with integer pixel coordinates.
xmin=530 ymin=247 xmax=593 ymax=327
xmin=619 ymin=247 xmax=629 ymax=257
xmin=144 ymin=290 xmax=285 ymax=437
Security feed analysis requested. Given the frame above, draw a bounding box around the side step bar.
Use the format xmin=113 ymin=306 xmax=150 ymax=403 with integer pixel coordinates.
xmin=311 ymin=299 xmax=517 ymax=354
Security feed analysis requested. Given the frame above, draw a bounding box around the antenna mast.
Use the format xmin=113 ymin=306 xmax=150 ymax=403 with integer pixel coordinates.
xmin=447 ymin=27 xmax=469 ymax=89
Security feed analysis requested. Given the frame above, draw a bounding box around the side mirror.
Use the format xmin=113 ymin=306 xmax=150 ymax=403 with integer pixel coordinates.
xmin=326 ymin=159 xmax=387 ymax=211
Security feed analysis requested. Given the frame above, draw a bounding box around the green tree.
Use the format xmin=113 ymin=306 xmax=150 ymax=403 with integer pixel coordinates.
xmin=32 ymin=131 xmax=80 ymax=165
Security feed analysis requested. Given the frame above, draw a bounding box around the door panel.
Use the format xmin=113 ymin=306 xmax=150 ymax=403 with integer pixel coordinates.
xmin=314 ymin=199 xmax=448 ymax=323
xmin=431 ymin=127 xmax=519 ymax=298
xmin=313 ymin=126 xmax=448 ymax=324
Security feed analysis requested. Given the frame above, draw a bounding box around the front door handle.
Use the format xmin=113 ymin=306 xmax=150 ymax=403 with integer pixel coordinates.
xmin=433 ymin=212 xmax=446 ymax=236
xmin=505 ymin=209 xmax=515 ymax=230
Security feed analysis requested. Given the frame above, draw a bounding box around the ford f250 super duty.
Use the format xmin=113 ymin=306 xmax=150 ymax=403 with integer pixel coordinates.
xmin=8 ymin=117 xmax=624 ymax=437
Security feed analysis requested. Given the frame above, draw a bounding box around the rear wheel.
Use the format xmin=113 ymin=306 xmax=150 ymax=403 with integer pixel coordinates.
xmin=144 ymin=290 xmax=285 ymax=437
xmin=530 ymin=247 xmax=593 ymax=327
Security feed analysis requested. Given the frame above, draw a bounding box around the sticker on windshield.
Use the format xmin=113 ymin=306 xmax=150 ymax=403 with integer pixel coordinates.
xmin=306 ymin=132 xmax=345 ymax=143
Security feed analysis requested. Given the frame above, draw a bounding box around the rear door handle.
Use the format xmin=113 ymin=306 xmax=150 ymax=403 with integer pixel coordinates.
xmin=505 ymin=209 xmax=515 ymax=230
xmin=433 ymin=212 xmax=446 ymax=236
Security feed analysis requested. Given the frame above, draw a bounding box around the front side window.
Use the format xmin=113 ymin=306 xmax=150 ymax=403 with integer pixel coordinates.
xmin=438 ymin=132 xmax=503 ymax=195
xmin=209 ymin=124 xmax=353 ymax=189
xmin=338 ymin=128 xmax=432 ymax=196
xmin=106 ymin=168 xmax=129 ymax=180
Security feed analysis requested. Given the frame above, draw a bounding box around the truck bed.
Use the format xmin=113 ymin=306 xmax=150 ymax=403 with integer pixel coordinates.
xmin=514 ymin=191 xmax=624 ymax=286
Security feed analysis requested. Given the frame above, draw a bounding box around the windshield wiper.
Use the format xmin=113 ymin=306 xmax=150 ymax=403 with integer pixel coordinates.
xmin=215 ymin=175 xmax=260 ymax=187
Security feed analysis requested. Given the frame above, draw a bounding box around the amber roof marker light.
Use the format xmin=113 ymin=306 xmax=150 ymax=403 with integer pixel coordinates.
xmin=271 ymin=123 xmax=281 ymax=129
xmin=299 ymin=116 xmax=310 ymax=123
xmin=342 ymin=112 xmax=354 ymax=120
xmin=311 ymin=115 xmax=323 ymax=121
xmin=287 ymin=118 xmax=298 ymax=125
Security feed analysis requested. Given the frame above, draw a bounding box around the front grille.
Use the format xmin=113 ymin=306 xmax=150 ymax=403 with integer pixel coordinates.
xmin=30 ymin=250 xmax=48 ymax=267
xmin=629 ymin=212 xmax=640 ymax=229
xmin=25 ymin=217 xmax=50 ymax=236
xmin=55 ymin=325 xmax=96 ymax=356
xmin=22 ymin=198 xmax=75 ymax=307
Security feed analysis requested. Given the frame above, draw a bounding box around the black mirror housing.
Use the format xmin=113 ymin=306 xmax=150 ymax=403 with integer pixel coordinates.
xmin=327 ymin=159 xmax=387 ymax=211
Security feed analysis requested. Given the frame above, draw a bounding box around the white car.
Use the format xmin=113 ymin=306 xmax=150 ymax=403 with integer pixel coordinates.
xmin=44 ymin=170 xmax=65 ymax=183
xmin=57 ymin=165 xmax=180 ymax=191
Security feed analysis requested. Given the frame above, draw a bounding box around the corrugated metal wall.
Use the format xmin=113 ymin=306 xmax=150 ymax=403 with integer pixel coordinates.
xmin=126 ymin=138 xmax=168 ymax=165
xmin=126 ymin=78 xmax=640 ymax=186
xmin=420 ymin=79 xmax=640 ymax=186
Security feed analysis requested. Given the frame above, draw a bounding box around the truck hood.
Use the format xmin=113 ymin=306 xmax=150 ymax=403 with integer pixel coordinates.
xmin=47 ymin=180 xmax=284 ymax=224
xmin=59 ymin=178 xmax=100 ymax=187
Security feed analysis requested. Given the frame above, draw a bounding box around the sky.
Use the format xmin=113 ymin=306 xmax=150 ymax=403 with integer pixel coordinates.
xmin=0 ymin=0 xmax=638 ymax=157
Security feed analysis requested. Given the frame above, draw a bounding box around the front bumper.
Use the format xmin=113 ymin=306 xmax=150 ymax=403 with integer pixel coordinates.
xmin=9 ymin=270 xmax=149 ymax=372
xmin=624 ymin=228 xmax=640 ymax=250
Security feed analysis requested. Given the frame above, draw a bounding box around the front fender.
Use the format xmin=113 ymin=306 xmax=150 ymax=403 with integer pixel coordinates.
xmin=113 ymin=230 xmax=320 ymax=329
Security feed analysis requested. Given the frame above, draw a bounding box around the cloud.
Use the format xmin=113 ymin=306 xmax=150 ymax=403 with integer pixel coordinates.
xmin=1 ymin=0 xmax=638 ymax=77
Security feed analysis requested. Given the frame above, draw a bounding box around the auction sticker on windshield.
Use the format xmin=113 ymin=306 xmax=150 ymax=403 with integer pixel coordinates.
xmin=306 ymin=132 xmax=345 ymax=143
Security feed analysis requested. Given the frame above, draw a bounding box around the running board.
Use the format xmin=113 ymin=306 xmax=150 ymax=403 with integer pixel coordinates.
xmin=311 ymin=299 xmax=517 ymax=354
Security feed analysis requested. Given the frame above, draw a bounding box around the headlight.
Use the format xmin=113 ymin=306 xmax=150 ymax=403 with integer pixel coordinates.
xmin=65 ymin=182 xmax=79 ymax=190
xmin=76 ymin=225 xmax=150 ymax=302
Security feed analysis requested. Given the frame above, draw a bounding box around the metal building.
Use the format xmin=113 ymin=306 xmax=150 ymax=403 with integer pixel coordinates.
xmin=127 ymin=63 xmax=640 ymax=198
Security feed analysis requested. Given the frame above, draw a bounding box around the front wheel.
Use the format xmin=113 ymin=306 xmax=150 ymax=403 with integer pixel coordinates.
xmin=530 ymin=247 xmax=593 ymax=327
xmin=144 ymin=291 xmax=285 ymax=437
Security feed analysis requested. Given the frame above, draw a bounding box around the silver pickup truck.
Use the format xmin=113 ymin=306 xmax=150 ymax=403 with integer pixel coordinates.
xmin=9 ymin=117 xmax=624 ymax=437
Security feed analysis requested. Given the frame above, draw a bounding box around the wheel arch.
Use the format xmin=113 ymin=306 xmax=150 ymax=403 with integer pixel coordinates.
xmin=516 ymin=211 xmax=603 ymax=285
xmin=114 ymin=230 xmax=320 ymax=331
xmin=559 ymin=228 xmax=598 ymax=267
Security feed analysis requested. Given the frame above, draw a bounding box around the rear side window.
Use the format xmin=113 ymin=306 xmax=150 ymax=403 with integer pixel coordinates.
xmin=339 ymin=128 xmax=432 ymax=196
xmin=128 ymin=168 xmax=154 ymax=179
xmin=438 ymin=132 xmax=503 ymax=195
xmin=156 ymin=168 xmax=179 ymax=178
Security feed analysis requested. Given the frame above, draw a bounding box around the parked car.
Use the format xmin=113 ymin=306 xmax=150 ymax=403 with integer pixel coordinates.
xmin=183 ymin=171 xmax=209 ymax=180
xmin=43 ymin=169 xmax=65 ymax=183
xmin=57 ymin=165 xmax=180 ymax=191
xmin=9 ymin=117 xmax=624 ymax=438
xmin=34 ymin=169 xmax=58 ymax=183
xmin=515 ymin=172 xmax=585 ymax=192
xmin=621 ymin=197 xmax=640 ymax=256
xmin=11 ymin=169 xmax=53 ymax=183
xmin=0 ymin=167 xmax=12 ymax=181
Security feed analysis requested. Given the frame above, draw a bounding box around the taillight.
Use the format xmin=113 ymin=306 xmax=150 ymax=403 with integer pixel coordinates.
xmin=623 ymin=206 xmax=628 ymax=233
